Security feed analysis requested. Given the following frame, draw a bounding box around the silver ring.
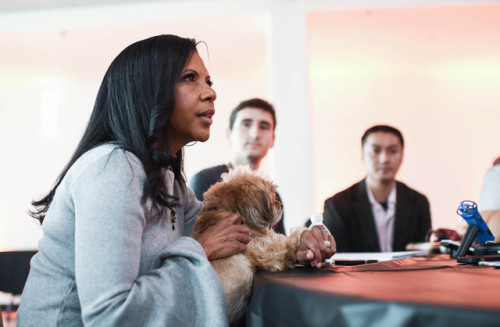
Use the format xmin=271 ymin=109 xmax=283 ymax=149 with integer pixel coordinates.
xmin=324 ymin=240 xmax=331 ymax=248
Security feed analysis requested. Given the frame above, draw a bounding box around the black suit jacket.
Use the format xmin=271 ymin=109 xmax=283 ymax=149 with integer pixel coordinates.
xmin=323 ymin=179 xmax=431 ymax=252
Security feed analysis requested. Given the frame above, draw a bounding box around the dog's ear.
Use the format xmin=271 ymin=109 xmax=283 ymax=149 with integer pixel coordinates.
xmin=236 ymin=180 xmax=282 ymax=230
xmin=244 ymin=206 xmax=266 ymax=229
xmin=270 ymin=196 xmax=283 ymax=227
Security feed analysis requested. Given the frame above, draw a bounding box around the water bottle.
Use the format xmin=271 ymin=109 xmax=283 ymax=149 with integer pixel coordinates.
xmin=308 ymin=214 xmax=331 ymax=235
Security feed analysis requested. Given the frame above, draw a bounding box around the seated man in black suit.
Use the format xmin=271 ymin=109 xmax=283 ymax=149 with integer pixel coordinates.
xmin=479 ymin=156 xmax=500 ymax=241
xmin=323 ymin=125 xmax=431 ymax=252
xmin=189 ymin=98 xmax=285 ymax=234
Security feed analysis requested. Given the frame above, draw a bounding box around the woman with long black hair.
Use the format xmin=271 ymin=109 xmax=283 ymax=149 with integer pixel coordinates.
xmin=18 ymin=34 xmax=335 ymax=326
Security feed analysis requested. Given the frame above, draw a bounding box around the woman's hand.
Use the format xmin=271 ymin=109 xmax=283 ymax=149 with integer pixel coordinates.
xmin=195 ymin=213 xmax=251 ymax=260
xmin=296 ymin=229 xmax=336 ymax=268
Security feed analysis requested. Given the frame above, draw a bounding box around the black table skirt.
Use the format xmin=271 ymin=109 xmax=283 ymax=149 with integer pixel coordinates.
xmin=246 ymin=255 xmax=500 ymax=327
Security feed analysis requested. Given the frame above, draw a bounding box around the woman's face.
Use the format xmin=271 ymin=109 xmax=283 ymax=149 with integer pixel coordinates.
xmin=167 ymin=51 xmax=216 ymax=153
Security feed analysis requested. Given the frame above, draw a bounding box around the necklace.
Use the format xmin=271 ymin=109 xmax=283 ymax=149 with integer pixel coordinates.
xmin=170 ymin=206 xmax=177 ymax=230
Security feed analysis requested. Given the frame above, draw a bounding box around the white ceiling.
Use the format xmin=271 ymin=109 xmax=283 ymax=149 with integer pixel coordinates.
xmin=0 ymin=0 xmax=177 ymax=12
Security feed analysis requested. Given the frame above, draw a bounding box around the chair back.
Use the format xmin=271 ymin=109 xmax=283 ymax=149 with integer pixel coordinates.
xmin=0 ymin=251 xmax=37 ymax=295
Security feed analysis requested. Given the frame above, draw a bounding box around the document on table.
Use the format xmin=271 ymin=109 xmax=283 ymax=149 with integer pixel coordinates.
xmin=478 ymin=261 xmax=500 ymax=267
xmin=329 ymin=250 xmax=429 ymax=263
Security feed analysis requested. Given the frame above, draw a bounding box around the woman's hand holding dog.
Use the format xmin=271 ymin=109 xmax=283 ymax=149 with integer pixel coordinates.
xmin=195 ymin=213 xmax=251 ymax=260
xmin=296 ymin=230 xmax=336 ymax=268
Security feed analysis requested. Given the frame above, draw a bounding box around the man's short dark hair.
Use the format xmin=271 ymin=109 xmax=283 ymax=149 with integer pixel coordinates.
xmin=229 ymin=98 xmax=277 ymax=131
xmin=361 ymin=124 xmax=404 ymax=148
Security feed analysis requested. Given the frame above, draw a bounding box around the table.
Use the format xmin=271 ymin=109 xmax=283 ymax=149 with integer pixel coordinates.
xmin=246 ymin=255 xmax=500 ymax=327
xmin=1 ymin=310 xmax=16 ymax=327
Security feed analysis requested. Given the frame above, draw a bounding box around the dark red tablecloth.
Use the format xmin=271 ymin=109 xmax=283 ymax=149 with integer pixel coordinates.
xmin=247 ymin=255 xmax=500 ymax=327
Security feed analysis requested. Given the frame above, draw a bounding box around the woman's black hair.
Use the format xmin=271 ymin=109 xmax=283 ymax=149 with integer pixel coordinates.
xmin=30 ymin=34 xmax=197 ymax=224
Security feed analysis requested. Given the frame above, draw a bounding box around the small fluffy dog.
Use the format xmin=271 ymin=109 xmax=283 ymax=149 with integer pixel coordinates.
xmin=192 ymin=167 xmax=303 ymax=322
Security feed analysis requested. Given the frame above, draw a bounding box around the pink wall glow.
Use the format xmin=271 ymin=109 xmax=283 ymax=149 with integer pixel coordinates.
xmin=308 ymin=4 xmax=500 ymax=230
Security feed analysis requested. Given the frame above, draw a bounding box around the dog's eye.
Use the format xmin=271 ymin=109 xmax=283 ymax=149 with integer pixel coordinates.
xmin=206 ymin=206 xmax=218 ymax=211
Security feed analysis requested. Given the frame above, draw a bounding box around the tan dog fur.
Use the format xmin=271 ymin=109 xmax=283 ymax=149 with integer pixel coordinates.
xmin=192 ymin=167 xmax=303 ymax=322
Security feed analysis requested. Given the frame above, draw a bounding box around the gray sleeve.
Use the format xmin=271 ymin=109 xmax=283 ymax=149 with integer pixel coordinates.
xmin=480 ymin=166 xmax=500 ymax=211
xmin=71 ymin=151 xmax=227 ymax=326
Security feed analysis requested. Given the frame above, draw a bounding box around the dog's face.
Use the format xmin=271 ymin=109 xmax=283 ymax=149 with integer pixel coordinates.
xmin=202 ymin=167 xmax=282 ymax=230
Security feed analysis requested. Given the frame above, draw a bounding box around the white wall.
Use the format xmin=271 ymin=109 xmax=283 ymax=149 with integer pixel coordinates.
xmin=1 ymin=0 xmax=499 ymax=250
xmin=0 ymin=1 xmax=275 ymax=249
xmin=309 ymin=3 xmax=500 ymax=231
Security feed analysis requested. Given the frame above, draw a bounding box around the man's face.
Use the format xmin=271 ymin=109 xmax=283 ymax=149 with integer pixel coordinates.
xmin=229 ymin=107 xmax=275 ymax=164
xmin=362 ymin=132 xmax=403 ymax=184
